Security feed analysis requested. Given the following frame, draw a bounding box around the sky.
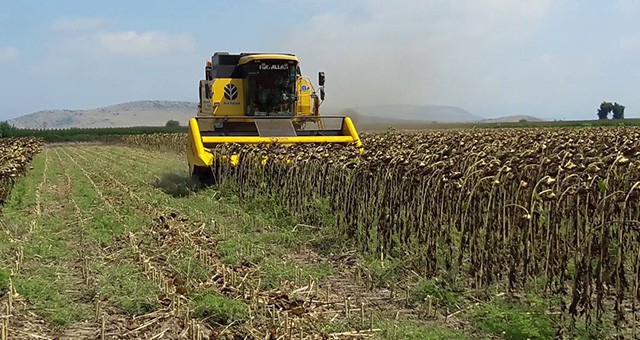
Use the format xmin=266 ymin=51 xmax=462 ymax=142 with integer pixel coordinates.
xmin=1 ymin=0 xmax=639 ymax=120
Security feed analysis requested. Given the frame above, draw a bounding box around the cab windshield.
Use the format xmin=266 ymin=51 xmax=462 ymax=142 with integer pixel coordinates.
xmin=245 ymin=61 xmax=297 ymax=116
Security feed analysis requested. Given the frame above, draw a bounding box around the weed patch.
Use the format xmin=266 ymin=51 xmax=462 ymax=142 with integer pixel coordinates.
xmin=470 ymin=295 xmax=554 ymax=339
xmin=96 ymin=262 xmax=158 ymax=315
xmin=411 ymin=277 xmax=462 ymax=309
xmin=190 ymin=292 xmax=247 ymax=325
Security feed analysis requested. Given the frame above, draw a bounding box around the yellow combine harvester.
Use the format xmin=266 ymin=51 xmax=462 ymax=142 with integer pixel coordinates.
xmin=187 ymin=52 xmax=362 ymax=180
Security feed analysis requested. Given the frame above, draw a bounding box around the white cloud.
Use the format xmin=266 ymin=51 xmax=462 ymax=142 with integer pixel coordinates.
xmin=0 ymin=47 xmax=18 ymax=63
xmin=98 ymin=31 xmax=195 ymax=57
xmin=51 ymin=17 xmax=107 ymax=31
xmin=619 ymin=35 xmax=640 ymax=51
xmin=614 ymin=0 xmax=640 ymax=14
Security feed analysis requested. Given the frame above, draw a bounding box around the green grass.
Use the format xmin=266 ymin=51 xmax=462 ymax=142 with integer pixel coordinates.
xmin=321 ymin=316 xmax=469 ymax=339
xmin=1 ymin=152 xmax=45 ymax=216
xmin=0 ymin=267 xmax=9 ymax=293
xmin=259 ymin=257 xmax=334 ymax=289
xmin=17 ymin=271 xmax=92 ymax=326
xmin=95 ymin=262 xmax=158 ymax=315
xmin=377 ymin=319 xmax=469 ymax=339
xmin=411 ymin=277 xmax=463 ymax=309
xmin=217 ymin=235 xmax=267 ymax=266
xmin=189 ymin=292 xmax=247 ymax=324
xmin=470 ymin=295 xmax=554 ymax=340
xmin=171 ymin=248 xmax=211 ymax=283
xmin=23 ymin=226 xmax=71 ymax=261
xmin=216 ymin=227 xmax=317 ymax=265
xmin=0 ymin=147 xmax=168 ymax=327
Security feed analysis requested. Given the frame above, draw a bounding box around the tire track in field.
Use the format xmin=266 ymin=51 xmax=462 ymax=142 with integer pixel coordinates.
xmin=58 ymin=147 xmax=115 ymax=211
xmin=47 ymin=147 xmax=100 ymax=339
xmin=54 ymin=147 xmax=100 ymax=289
xmin=33 ymin=148 xmax=49 ymax=218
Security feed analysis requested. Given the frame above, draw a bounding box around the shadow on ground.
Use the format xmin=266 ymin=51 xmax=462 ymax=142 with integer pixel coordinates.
xmin=153 ymin=172 xmax=206 ymax=198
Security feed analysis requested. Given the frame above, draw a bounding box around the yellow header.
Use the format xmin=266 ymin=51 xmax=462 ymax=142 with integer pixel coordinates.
xmin=238 ymin=54 xmax=299 ymax=65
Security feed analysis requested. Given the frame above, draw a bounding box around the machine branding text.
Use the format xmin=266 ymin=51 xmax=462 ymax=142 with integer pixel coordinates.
xmin=259 ymin=63 xmax=288 ymax=71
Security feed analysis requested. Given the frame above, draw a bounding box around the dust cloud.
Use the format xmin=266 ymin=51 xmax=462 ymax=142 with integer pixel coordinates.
xmin=279 ymin=0 xmax=555 ymax=117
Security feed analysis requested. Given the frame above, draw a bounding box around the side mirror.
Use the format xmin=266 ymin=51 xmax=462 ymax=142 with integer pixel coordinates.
xmin=320 ymin=88 xmax=325 ymax=101
xmin=318 ymin=72 xmax=325 ymax=86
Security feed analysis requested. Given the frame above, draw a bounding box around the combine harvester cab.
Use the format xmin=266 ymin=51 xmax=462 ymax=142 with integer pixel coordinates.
xmin=186 ymin=52 xmax=362 ymax=181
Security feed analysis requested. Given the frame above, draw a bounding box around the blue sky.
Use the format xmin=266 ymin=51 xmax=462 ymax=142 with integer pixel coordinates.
xmin=1 ymin=0 xmax=639 ymax=120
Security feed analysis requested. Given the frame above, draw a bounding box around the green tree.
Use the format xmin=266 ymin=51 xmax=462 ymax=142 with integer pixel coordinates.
xmin=612 ymin=102 xmax=625 ymax=119
xmin=165 ymin=120 xmax=180 ymax=128
xmin=597 ymin=102 xmax=614 ymax=120
xmin=0 ymin=121 xmax=15 ymax=138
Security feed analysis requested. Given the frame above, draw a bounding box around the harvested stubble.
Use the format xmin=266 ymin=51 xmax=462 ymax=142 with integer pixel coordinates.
xmin=122 ymin=127 xmax=640 ymax=333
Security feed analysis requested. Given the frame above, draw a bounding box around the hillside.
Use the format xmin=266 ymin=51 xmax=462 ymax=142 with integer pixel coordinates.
xmin=10 ymin=102 xmax=480 ymax=129
xmin=8 ymin=100 xmax=544 ymax=130
xmin=481 ymin=115 xmax=544 ymax=123
xmin=8 ymin=101 xmax=197 ymax=129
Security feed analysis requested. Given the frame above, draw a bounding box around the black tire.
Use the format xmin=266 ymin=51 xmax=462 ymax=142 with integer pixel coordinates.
xmin=192 ymin=165 xmax=215 ymax=185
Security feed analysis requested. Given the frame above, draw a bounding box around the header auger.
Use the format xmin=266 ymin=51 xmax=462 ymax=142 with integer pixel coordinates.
xmin=186 ymin=52 xmax=362 ymax=182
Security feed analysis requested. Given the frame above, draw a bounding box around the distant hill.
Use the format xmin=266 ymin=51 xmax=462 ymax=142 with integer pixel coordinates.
xmin=9 ymin=101 xmax=197 ymax=129
xmin=481 ymin=115 xmax=544 ymax=123
xmin=8 ymin=100 xmax=543 ymax=130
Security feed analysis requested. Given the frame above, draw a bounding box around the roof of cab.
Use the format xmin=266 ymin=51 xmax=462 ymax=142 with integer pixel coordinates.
xmin=238 ymin=54 xmax=298 ymax=65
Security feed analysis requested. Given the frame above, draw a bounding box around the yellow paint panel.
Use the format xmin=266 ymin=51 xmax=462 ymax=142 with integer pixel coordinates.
xmin=211 ymin=78 xmax=245 ymax=116
xmin=186 ymin=118 xmax=214 ymax=168
xmin=238 ymin=54 xmax=298 ymax=65
xmin=297 ymin=77 xmax=312 ymax=115
xmin=202 ymin=136 xmax=356 ymax=144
